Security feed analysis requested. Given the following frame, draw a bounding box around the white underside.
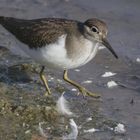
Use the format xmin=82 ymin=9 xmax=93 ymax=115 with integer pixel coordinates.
xmin=15 ymin=34 xmax=100 ymax=70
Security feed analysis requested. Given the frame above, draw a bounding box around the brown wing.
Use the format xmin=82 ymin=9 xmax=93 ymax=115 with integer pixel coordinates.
xmin=0 ymin=17 xmax=76 ymax=48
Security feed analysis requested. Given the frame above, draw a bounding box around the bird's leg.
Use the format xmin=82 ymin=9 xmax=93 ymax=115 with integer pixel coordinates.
xmin=63 ymin=70 xmax=100 ymax=98
xmin=39 ymin=66 xmax=51 ymax=96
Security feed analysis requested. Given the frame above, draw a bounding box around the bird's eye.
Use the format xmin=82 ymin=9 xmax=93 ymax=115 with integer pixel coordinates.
xmin=91 ymin=26 xmax=98 ymax=33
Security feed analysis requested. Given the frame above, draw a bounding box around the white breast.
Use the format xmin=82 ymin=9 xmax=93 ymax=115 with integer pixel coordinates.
xmin=15 ymin=34 xmax=100 ymax=70
xmin=71 ymin=39 xmax=99 ymax=68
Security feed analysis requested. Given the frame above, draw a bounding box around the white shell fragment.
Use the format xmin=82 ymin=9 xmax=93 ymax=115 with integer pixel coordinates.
xmin=114 ymin=123 xmax=126 ymax=134
xmin=25 ymin=130 xmax=31 ymax=134
xmin=107 ymin=81 xmax=118 ymax=88
xmin=71 ymin=88 xmax=77 ymax=91
xmin=102 ymin=72 xmax=116 ymax=77
xmin=56 ymin=93 xmax=73 ymax=116
xmin=74 ymin=69 xmax=80 ymax=72
xmin=63 ymin=119 xmax=78 ymax=140
xmin=82 ymin=80 xmax=93 ymax=84
xmin=136 ymin=58 xmax=140 ymax=63
xmin=84 ymin=128 xmax=100 ymax=133
xmin=86 ymin=117 xmax=92 ymax=122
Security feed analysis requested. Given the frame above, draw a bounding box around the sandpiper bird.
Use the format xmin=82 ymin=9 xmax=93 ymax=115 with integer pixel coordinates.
xmin=0 ymin=16 xmax=118 ymax=98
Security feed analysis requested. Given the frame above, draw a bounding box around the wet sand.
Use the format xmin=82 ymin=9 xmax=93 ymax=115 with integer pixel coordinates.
xmin=0 ymin=0 xmax=140 ymax=139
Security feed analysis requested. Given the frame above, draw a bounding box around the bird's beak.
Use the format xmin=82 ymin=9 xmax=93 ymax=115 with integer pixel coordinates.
xmin=102 ymin=38 xmax=118 ymax=59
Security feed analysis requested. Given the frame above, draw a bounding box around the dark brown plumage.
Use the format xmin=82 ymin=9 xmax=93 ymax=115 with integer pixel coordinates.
xmin=0 ymin=16 xmax=110 ymax=49
xmin=0 ymin=16 xmax=82 ymax=48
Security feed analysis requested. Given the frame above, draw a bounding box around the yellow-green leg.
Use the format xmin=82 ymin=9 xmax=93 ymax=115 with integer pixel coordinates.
xmin=40 ymin=66 xmax=51 ymax=96
xmin=63 ymin=70 xmax=100 ymax=98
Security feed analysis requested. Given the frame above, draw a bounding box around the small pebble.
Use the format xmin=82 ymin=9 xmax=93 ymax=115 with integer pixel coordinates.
xmin=136 ymin=58 xmax=140 ymax=63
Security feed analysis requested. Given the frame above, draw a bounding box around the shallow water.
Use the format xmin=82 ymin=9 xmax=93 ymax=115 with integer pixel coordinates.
xmin=0 ymin=0 xmax=140 ymax=139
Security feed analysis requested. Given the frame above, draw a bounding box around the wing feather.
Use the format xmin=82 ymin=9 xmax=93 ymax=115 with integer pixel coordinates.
xmin=0 ymin=17 xmax=74 ymax=48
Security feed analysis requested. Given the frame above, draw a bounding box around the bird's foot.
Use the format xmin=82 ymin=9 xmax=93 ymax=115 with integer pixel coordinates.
xmin=78 ymin=87 xmax=100 ymax=98
xmin=44 ymin=90 xmax=51 ymax=96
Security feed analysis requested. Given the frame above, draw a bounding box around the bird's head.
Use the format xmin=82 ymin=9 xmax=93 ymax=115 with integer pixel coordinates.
xmin=83 ymin=18 xmax=118 ymax=59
